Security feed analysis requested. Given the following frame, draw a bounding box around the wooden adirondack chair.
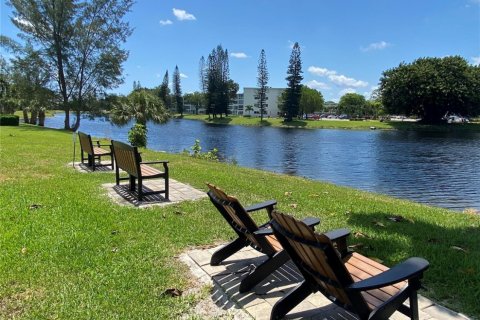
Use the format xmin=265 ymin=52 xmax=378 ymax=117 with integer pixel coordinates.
xmin=78 ymin=131 xmax=114 ymax=171
xmin=206 ymin=183 xmax=320 ymax=293
xmin=270 ymin=211 xmax=429 ymax=320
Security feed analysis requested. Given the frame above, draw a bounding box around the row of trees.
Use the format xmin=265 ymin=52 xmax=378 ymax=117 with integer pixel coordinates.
xmin=199 ymin=45 xmax=238 ymax=118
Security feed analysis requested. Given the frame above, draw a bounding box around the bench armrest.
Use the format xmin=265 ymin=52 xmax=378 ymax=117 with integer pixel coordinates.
xmin=349 ymin=257 xmax=429 ymax=291
xmin=141 ymin=160 xmax=169 ymax=164
xmin=245 ymin=200 xmax=277 ymax=213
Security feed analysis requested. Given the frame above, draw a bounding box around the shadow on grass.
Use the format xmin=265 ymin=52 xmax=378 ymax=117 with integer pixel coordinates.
xmin=343 ymin=210 xmax=479 ymax=316
xmin=259 ymin=120 xmax=272 ymax=126
xmin=281 ymin=120 xmax=307 ymax=127
xmin=205 ymin=117 xmax=233 ymax=125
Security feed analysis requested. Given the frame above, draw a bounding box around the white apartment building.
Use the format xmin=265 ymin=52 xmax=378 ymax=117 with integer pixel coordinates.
xmin=241 ymin=87 xmax=285 ymax=117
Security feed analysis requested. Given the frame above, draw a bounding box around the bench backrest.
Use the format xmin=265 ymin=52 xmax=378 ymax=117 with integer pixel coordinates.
xmin=111 ymin=140 xmax=140 ymax=177
xmin=78 ymin=131 xmax=94 ymax=155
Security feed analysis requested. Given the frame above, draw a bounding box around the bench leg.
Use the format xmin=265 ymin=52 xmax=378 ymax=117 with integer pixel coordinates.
xmin=165 ymin=176 xmax=169 ymax=200
xmin=138 ymin=177 xmax=143 ymax=201
xmin=129 ymin=175 xmax=136 ymax=191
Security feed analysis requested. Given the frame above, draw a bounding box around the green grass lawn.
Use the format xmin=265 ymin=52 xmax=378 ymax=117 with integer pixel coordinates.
xmin=1 ymin=124 xmax=479 ymax=319
xmin=183 ymin=114 xmax=480 ymax=132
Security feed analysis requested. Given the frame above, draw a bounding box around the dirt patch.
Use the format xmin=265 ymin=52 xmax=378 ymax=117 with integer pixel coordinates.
xmin=0 ymin=287 xmax=45 ymax=319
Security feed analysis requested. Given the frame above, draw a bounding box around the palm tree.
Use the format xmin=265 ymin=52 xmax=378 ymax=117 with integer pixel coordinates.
xmin=111 ymin=90 xmax=169 ymax=147
xmin=244 ymin=105 xmax=254 ymax=116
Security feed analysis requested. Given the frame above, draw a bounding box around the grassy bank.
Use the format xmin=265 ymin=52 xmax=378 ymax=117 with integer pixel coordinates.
xmin=183 ymin=114 xmax=480 ymax=132
xmin=0 ymin=125 xmax=479 ymax=319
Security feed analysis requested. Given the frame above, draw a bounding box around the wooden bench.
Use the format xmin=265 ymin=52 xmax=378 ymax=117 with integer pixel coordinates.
xmin=78 ymin=131 xmax=113 ymax=171
xmin=111 ymin=140 xmax=169 ymax=201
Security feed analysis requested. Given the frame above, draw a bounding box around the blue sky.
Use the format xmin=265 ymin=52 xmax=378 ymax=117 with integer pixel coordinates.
xmin=1 ymin=0 xmax=479 ymax=102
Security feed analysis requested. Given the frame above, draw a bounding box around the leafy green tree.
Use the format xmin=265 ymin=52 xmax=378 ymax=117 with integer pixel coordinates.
xmin=205 ymin=45 xmax=232 ymax=118
xmin=110 ymin=90 xmax=169 ymax=147
xmin=183 ymin=92 xmax=205 ymax=115
xmin=256 ymin=49 xmax=269 ymax=121
xmin=379 ymin=56 xmax=480 ymax=123
xmin=7 ymin=0 xmax=133 ymax=131
xmin=157 ymin=70 xmax=171 ymax=111
xmin=10 ymin=45 xmax=55 ymax=126
xmin=172 ymin=65 xmax=183 ymax=116
xmin=299 ymin=86 xmax=324 ymax=118
xmin=338 ymin=93 xmax=367 ymax=118
xmin=284 ymin=42 xmax=303 ymax=122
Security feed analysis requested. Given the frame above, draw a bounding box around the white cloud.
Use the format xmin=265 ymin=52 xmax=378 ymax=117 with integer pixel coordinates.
xmin=307 ymin=66 xmax=336 ymax=77
xmin=308 ymin=65 xmax=368 ymax=88
xmin=329 ymin=74 xmax=368 ymax=88
xmin=305 ymin=80 xmax=330 ymax=91
xmin=159 ymin=19 xmax=173 ymax=26
xmin=471 ymin=56 xmax=480 ymax=66
xmin=338 ymin=88 xmax=357 ymax=96
xmin=231 ymin=52 xmax=248 ymax=59
xmin=361 ymin=41 xmax=391 ymax=52
xmin=173 ymin=8 xmax=196 ymax=21
xmin=180 ymin=73 xmax=188 ymax=78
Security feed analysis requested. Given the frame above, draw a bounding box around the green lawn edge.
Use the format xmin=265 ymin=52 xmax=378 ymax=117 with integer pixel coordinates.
xmin=0 ymin=124 xmax=479 ymax=319
xmin=183 ymin=114 xmax=480 ymax=132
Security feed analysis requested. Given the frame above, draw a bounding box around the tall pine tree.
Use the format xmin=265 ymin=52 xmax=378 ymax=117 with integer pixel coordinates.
xmin=205 ymin=45 xmax=231 ymax=118
xmin=158 ymin=70 xmax=171 ymax=111
xmin=172 ymin=65 xmax=183 ymax=116
xmin=284 ymin=42 xmax=303 ymax=122
xmin=256 ymin=49 xmax=269 ymax=121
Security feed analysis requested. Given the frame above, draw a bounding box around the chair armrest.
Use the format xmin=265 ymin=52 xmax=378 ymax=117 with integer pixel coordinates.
xmin=141 ymin=160 xmax=169 ymax=164
xmin=325 ymin=228 xmax=350 ymax=241
xmin=245 ymin=200 xmax=277 ymax=213
xmin=254 ymin=227 xmax=274 ymax=236
xmin=325 ymin=228 xmax=350 ymax=256
xmin=349 ymin=257 xmax=429 ymax=291
xmin=302 ymin=217 xmax=321 ymax=228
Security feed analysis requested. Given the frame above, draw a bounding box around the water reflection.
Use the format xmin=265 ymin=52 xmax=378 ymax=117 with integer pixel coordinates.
xmin=44 ymin=114 xmax=480 ymax=211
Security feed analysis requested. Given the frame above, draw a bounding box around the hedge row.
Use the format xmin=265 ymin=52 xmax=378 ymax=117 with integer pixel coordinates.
xmin=0 ymin=114 xmax=20 ymax=126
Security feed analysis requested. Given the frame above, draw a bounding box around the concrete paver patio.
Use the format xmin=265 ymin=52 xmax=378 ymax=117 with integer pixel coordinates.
xmin=70 ymin=161 xmax=207 ymax=207
xmin=182 ymin=245 xmax=471 ymax=320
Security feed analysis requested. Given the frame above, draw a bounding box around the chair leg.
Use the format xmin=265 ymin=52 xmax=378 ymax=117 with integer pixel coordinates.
xmin=210 ymin=237 xmax=247 ymax=266
xmin=409 ymin=289 xmax=419 ymax=320
xmin=239 ymin=250 xmax=290 ymax=293
xmin=270 ymin=280 xmax=313 ymax=320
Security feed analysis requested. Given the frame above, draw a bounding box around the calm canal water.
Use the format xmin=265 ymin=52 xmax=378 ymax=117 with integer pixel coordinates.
xmin=45 ymin=114 xmax=480 ymax=211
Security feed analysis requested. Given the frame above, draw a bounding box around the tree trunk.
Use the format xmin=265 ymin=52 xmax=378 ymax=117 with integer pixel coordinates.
xmin=22 ymin=109 xmax=29 ymax=123
xmin=72 ymin=109 xmax=81 ymax=131
xmin=30 ymin=110 xmax=38 ymax=125
xmin=38 ymin=109 xmax=46 ymax=126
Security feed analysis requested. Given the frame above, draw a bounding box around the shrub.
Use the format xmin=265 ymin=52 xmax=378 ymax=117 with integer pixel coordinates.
xmin=128 ymin=123 xmax=147 ymax=148
xmin=189 ymin=139 xmax=219 ymax=161
xmin=0 ymin=115 xmax=20 ymax=126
